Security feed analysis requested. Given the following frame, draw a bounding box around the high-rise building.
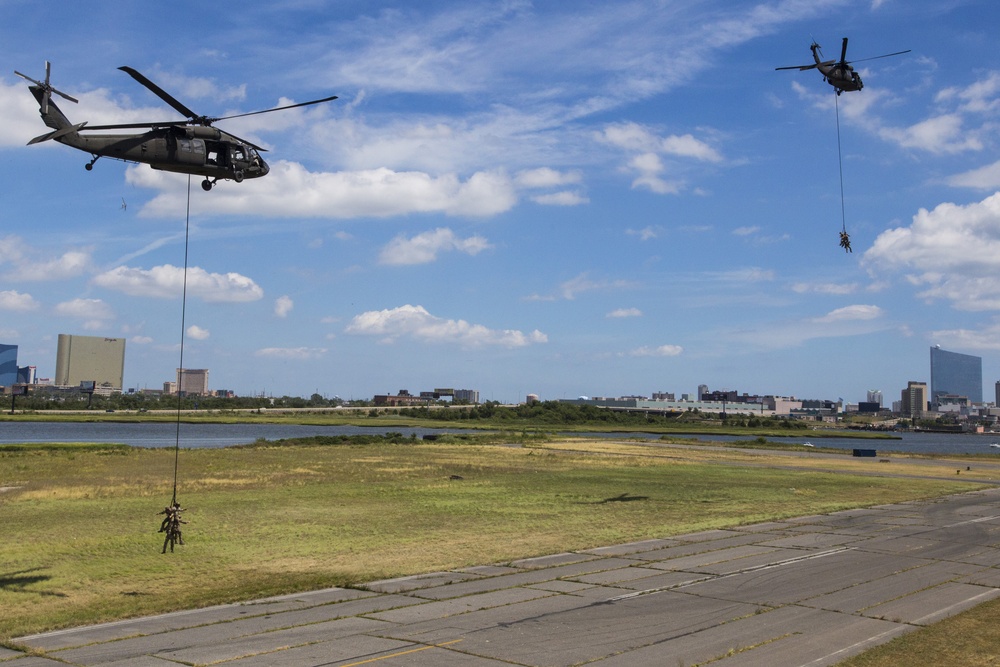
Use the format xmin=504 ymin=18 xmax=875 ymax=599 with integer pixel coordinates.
xmin=176 ymin=368 xmax=209 ymax=396
xmin=453 ymin=389 xmax=480 ymax=404
xmin=17 ymin=366 xmax=36 ymax=384
xmin=0 ymin=344 xmax=17 ymax=387
xmin=866 ymin=389 xmax=883 ymax=407
xmin=930 ymin=346 xmax=982 ymax=406
xmin=901 ymin=381 xmax=928 ymax=419
xmin=54 ymin=334 xmax=125 ymax=390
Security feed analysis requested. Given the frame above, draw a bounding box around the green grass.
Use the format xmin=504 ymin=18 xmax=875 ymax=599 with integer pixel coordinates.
xmin=0 ymin=436 xmax=981 ymax=642
xmin=836 ymin=596 xmax=1000 ymax=666
xmin=0 ymin=408 xmax=899 ymax=439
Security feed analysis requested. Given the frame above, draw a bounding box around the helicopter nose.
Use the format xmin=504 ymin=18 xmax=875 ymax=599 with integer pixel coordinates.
xmin=259 ymin=160 xmax=269 ymax=176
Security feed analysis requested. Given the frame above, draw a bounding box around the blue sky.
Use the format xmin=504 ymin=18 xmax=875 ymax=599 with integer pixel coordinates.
xmin=2 ymin=0 xmax=998 ymax=403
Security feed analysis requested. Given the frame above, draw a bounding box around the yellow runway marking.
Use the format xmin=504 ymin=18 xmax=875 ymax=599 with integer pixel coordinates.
xmin=340 ymin=639 xmax=463 ymax=666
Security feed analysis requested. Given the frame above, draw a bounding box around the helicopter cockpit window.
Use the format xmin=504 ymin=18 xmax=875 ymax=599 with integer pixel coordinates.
xmin=231 ymin=146 xmax=247 ymax=163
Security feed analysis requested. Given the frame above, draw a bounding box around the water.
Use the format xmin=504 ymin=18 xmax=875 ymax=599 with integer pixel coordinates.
xmin=0 ymin=421 xmax=470 ymax=448
xmin=0 ymin=421 xmax=998 ymax=456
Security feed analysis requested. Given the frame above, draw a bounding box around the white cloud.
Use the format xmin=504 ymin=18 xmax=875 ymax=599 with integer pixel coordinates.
xmin=812 ymin=305 xmax=884 ymax=323
xmin=131 ymin=336 xmax=153 ymax=344
xmin=947 ymin=160 xmax=1000 ymax=190
xmin=930 ymin=320 xmax=1000 ymax=351
xmin=788 ymin=67 xmax=996 ymax=157
xmin=877 ymin=114 xmax=982 ymax=155
xmin=705 ymin=267 xmax=775 ymax=283
xmin=275 ymin=295 xmax=294 ymax=318
xmin=0 ymin=236 xmax=91 ymax=282
xmin=864 ymin=192 xmax=1000 ymax=311
xmin=379 ymin=228 xmax=492 ymax=265
xmin=530 ymin=191 xmax=588 ymax=206
xmin=0 ymin=290 xmax=39 ymax=311
xmin=723 ymin=303 xmax=890 ymax=350
xmin=791 ymin=282 xmax=859 ymax=295
xmin=515 ymin=168 xmax=582 ymax=188
xmin=599 ymin=124 xmax=720 ymax=161
xmin=628 ymin=344 xmax=683 ymax=357
xmin=559 ymin=273 xmax=636 ymax=300
xmin=20 ymin=250 xmax=91 ymax=281
xmin=598 ymin=122 xmax=722 ymax=195
xmin=133 ymin=163 xmax=518 ymax=220
xmin=661 ymin=134 xmax=723 ymax=162
xmin=186 ymin=325 xmax=210 ymax=340
xmin=936 ymin=71 xmax=1000 ymax=114
xmin=141 ymin=69 xmax=247 ymax=104
xmin=345 ymin=304 xmax=547 ymax=348
xmin=54 ymin=298 xmax=114 ymax=322
xmin=626 ymin=226 xmax=662 ymax=241
xmin=607 ymin=307 xmax=642 ymax=318
xmin=733 ymin=226 xmax=760 ymax=237
xmin=255 ymin=347 xmax=328 ymax=360
xmin=93 ymin=264 xmax=264 ymax=303
xmin=0 ymin=79 xmax=50 ymax=146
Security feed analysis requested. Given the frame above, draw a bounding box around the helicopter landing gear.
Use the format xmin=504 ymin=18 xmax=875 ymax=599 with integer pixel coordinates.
xmin=85 ymin=155 xmax=100 ymax=171
xmin=233 ymin=170 xmax=244 ymax=183
xmin=201 ymin=178 xmax=216 ymax=191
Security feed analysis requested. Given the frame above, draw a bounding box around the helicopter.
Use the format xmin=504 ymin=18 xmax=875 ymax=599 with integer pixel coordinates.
xmin=775 ymin=38 xmax=910 ymax=95
xmin=16 ymin=62 xmax=337 ymax=191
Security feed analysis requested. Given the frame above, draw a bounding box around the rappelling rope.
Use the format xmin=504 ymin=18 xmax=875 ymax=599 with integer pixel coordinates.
xmin=159 ymin=176 xmax=191 ymax=553
xmin=171 ymin=175 xmax=192 ymax=506
xmin=835 ymin=94 xmax=847 ymax=235
xmin=834 ymin=94 xmax=852 ymax=253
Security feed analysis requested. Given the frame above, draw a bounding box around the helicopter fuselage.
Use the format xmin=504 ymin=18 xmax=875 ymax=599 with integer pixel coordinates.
xmin=60 ymin=126 xmax=269 ymax=181
xmin=811 ymin=44 xmax=862 ymax=93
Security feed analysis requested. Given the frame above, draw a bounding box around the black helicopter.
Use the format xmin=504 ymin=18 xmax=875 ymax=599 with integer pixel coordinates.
xmin=16 ymin=62 xmax=337 ymax=191
xmin=776 ymin=38 xmax=910 ymax=95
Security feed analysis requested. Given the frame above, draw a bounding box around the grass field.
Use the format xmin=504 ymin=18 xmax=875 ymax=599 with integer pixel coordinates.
xmin=0 ymin=434 xmax=990 ymax=659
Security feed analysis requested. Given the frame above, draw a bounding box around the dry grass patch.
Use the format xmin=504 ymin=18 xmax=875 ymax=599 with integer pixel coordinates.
xmin=0 ymin=438 xmax=983 ymax=641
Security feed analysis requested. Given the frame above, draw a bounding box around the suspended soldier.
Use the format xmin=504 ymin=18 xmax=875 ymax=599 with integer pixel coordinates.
xmin=839 ymin=230 xmax=852 ymax=253
xmin=158 ymin=502 xmax=186 ymax=553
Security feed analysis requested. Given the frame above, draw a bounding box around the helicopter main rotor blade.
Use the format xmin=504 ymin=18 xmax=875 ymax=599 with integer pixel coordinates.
xmin=210 ymin=95 xmax=339 ymax=122
xmin=840 ymin=37 xmax=849 ymax=64
xmin=775 ymin=63 xmax=819 ymax=71
xmin=118 ymin=66 xmax=201 ymax=121
xmin=846 ymin=49 xmax=912 ymax=65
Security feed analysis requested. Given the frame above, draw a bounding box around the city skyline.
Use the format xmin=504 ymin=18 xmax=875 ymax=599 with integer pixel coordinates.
xmin=7 ymin=333 xmax=997 ymax=408
xmin=2 ymin=2 xmax=1000 ymax=403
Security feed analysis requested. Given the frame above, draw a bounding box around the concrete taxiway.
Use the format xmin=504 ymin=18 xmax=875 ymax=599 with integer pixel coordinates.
xmin=8 ymin=488 xmax=1000 ymax=666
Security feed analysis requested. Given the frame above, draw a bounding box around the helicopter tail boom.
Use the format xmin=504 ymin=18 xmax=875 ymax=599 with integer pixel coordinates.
xmin=28 ymin=121 xmax=88 ymax=145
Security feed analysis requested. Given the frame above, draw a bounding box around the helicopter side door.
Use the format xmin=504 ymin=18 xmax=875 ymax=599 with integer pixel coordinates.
xmin=205 ymin=141 xmax=229 ymax=169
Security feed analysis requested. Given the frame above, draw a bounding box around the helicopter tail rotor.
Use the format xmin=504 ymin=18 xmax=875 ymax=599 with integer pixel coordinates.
xmin=14 ymin=61 xmax=78 ymax=115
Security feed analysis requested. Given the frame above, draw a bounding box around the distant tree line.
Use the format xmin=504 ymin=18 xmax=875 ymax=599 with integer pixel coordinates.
xmin=7 ymin=391 xmax=350 ymax=412
xmin=394 ymin=401 xmax=811 ymax=428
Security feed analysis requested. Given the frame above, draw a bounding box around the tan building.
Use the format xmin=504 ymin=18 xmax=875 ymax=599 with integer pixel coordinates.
xmin=54 ymin=334 xmax=125 ymax=391
xmin=901 ymin=381 xmax=928 ymax=419
xmin=176 ymin=368 xmax=210 ymax=396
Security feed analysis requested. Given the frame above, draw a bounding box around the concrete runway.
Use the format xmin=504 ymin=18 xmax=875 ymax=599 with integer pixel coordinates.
xmin=8 ymin=488 xmax=1000 ymax=666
